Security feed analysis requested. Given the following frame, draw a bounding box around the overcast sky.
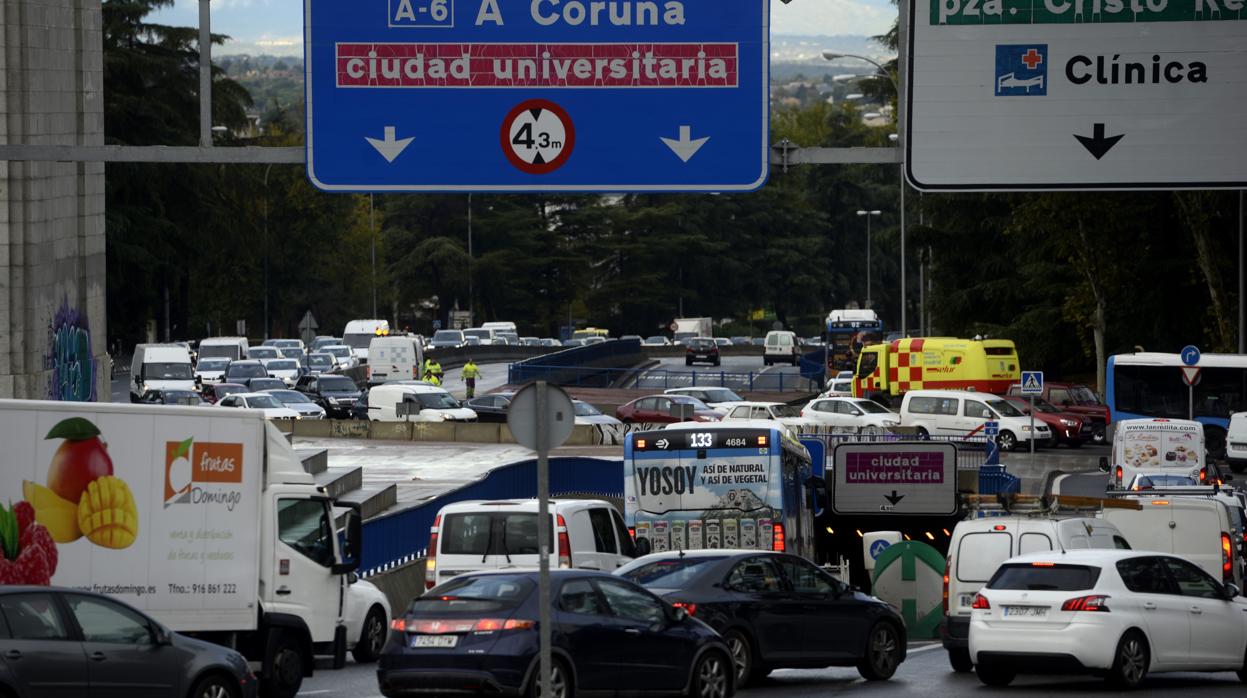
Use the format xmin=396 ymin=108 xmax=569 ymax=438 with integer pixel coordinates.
xmin=152 ymin=0 xmax=898 ymax=56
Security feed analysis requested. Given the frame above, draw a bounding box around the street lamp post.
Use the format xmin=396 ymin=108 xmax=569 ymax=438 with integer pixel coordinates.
xmin=824 ymin=51 xmax=907 ymax=336
xmin=856 ymin=209 xmax=882 ymax=308
xmin=262 ymin=164 xmax=273 ymax=340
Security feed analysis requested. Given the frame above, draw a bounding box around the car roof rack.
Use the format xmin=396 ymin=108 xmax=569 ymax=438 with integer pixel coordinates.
xmin=962 ymin=493 xmax=1141 ymax=515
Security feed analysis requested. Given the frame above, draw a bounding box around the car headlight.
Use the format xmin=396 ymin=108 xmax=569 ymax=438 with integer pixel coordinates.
xmin=1021 ymin=426 xmax=1031 ymax=432
xmin=327 ymin=397 xmax=338 ymax=405
xmin=1060 ymin=418 xmax=1077 ymax=427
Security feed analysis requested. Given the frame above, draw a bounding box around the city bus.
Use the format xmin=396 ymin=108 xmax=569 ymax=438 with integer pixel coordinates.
xmin=1107 ymin=351 xmax=1247 ymax=456
xmin=826 ymin=308 xmax=884 ymax=372
xmin=624 ymin=423 xmax=817 ymax=558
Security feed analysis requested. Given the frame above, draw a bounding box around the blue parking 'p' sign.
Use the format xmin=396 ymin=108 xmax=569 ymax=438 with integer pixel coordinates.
xmin=995 ymin=44 xmax=1048 ymax=97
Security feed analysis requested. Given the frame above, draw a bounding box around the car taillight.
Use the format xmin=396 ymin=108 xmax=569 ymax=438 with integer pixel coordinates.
xmin=672 ymin=602 xmax=697 ymax=616
xmin=942 ymin=558 xmax=951 ymax=615
xmin=366 ymin=365 xmax=371 ymax=379
xmin=1061 ymin=595 xmax=1110 ymax=612
xmin=557 ymin=514 xmax=572 ymax=568
xmin=425 ymin=516 xmax=440 ymax=590
xmin=399 ymin=618 xmax=535 ymax=634
xmin=1199 ymin=468 xmax=1208 ymax=483
xmin=772 ymin=523 xmax=786 ymax=552
xmin=390 ymin=618 xmax=407 ymax=632
xmin=1115 ymin=465 xmax=1123 ymax=485
xmin=628 ymin=527 xmax=636 ymax=541
xmin=1223 ymin=532 xmax=1233 ymax=583
xmin=971 ymin=593 xmax=990 ymax=610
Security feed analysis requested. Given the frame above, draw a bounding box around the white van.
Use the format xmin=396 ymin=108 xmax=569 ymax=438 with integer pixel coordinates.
xmin=941 ymin=516 xmax=1130 ymax=672
xmin=130 ymin=344 xmax=196 ymax=402
xmin=1108 ymin=418 xmax=1206 ymax=489
xmin=1101 ymin=493 xmax=1242 ymax=589
xmin=366 ymin=336 xmax=424 ymax=384
xmin=462 ymin=327 xmax=498 ymax=346
xmin=763 ymin=330 xmax=800 ymax=366
xmin=900 ymin=389 xmax=1051 ymax=450
xmin=342 ymin=319 xmax=390 ymax=363
xmin=197 ymin=336 xmax=249 ymax=363
xmin=367 ymin=383 xmax=476 ymax=422
xmin=480 ymin=321 xmax=517 ymax=334
xmin=425 ymin=499 xmax=637 ymax=589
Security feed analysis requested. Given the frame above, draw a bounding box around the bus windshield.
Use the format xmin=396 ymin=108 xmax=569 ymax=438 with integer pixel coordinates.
xmin=1111 ymin=356 xmax=1247 ymax=424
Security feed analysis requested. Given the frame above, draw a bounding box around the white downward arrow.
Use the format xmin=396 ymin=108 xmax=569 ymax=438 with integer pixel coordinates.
xmin=365 ymin=126 xmax=414 ymax=163
xmin=660 ymin=126 xmax=709 ymax=163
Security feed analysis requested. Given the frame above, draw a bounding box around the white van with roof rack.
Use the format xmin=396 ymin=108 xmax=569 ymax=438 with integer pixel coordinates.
xmin=424 ymin=499 xmax=637 ymax=589
xmin=941 ymin=496 xmax=1131 ymax=673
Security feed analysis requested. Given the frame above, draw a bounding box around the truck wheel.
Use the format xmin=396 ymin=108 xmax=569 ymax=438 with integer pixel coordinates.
xmin=262 ymin=633 xmax=304 ymax=698
xmin=351 ymin=606 xmax=387 ymax=663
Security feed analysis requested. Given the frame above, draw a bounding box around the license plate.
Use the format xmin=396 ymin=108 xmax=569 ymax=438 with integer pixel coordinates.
xmin=959 ymin=594 xmax=975 ymax=607
xmin=412 ymin=635 xmax=458 ymax=648
xmin=1002 ymin=606 xmax=1047 ymax=618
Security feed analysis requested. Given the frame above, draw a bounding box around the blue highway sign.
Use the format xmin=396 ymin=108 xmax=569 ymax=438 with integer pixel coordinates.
xmin=304 ymin=0 xmax=770 ymax=192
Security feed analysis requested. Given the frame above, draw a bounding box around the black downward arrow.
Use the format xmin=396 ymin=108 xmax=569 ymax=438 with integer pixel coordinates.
xmin=1074 ymin=123 xmax=1124 ymax=160
xmin=884 ymin=490 xmax=905 ymax=505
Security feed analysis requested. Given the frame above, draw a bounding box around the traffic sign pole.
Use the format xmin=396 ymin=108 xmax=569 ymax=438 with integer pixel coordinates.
xmin=535 ymin=381 xmax=551 ymax=698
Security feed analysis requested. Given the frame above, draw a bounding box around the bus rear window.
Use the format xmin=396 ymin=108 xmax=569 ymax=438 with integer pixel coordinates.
xmin=987 ymin=564 xmax=1101 ymax=591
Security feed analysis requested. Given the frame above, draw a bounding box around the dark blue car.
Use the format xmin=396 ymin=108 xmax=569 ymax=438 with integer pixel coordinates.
xmin=377 ymin=570 xmax=733 ymax=698
xmin=617 ymin=550 xmax=907 ymax=686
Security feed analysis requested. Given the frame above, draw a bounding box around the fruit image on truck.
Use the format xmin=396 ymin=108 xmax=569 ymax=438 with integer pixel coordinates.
xmin=0 ymin=399 xmax=367 ymax=698
xmin=853 ymin=337 xmax=1021 ymax=404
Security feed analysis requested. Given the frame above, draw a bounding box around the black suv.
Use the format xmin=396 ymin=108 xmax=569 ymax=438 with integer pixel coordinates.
xmin=295 ymin=374 xmax=362 ymax=419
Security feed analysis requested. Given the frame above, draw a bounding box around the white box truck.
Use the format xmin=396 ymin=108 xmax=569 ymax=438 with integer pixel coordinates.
xmin=672 ymin=317 xmax=713 ymax=343
xmin=0 ymin=400 xmax=367 ymax=698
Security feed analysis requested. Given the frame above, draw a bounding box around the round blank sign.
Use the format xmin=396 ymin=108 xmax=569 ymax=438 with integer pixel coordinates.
xmin=507 ymin=382 xmax=575 ymax=452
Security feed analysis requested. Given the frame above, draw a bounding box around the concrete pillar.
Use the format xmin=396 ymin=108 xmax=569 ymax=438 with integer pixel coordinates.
xmin=0 ymin=0 xmax=106 ymax=401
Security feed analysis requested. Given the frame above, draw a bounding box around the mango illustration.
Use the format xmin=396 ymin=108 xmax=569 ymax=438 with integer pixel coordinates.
xmin=77 ymin=476 xmax=138 ymax=550
xmin=45 ymin=417 xmax=114 ymax=505
xmin=22 ymin=481 xmax=82 ymax=543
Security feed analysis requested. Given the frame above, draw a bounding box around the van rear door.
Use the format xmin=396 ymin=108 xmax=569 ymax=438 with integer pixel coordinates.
xmin=436 ymin=510 xmax=553 ymax=583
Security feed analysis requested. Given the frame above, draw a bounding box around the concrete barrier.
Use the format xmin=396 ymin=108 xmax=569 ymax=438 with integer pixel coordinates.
xmin=369 ymin=421 xmax=413 ymax=441
xmin=291 ymin=420 xmax=333 ymax=438
xmin=454 ymin=422 xmax=502 ymax=443
xmin=364 ymin=559 xmax=427 ymax=613
xmin=413 ymin=421 xmax=457 ymax=442
xmin=330 ymin=420 xmax=371 ymax=439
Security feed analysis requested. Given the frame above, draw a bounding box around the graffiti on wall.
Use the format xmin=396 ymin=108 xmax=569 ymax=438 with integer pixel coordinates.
xmin=45 ymin=298 xmax=96 ymax=402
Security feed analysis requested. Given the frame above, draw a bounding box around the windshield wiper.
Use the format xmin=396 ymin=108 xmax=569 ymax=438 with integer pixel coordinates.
xmin=498 ymin=519 xmax=512 ymax=564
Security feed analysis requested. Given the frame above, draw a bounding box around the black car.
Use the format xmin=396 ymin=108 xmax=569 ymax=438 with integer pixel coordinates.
xmin=223 ymin=359 xmax=269 ymax=387
xmin=617 ymin=550 xmax=906 ymax=685
xmin=684 ymin=338 xmax=721 ymax=367
xmin=0 ymin=586 xmax=256 ymax=698
xmin=246 ymin=377 xmax=287 ymax=393
xmin=143 ymin=389 xmax=209 ymax=406
xmin=295 ymin=374 xmax=362 ymax=418
xmin=378 ymin=571 xmax=733 ymax=698
xmin=464 ymin=392 xmax=515 ymax=423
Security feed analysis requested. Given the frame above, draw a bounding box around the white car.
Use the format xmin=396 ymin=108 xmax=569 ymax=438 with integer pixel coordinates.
xmin=721 ymin=401 xmax=806 ymax=428
xmin=367 ymin=383 xmax=477 ymax=422
xmin=262 ymin=358 xmax=302 ymax=387
xmin=573 ymin=400 xmax=622 ymax=426
xmin=969 ymin=549 xmax=1247 ymax=688
xmin=323 ymin=344 xmax=358 ymax=370
xmin=215 ymin=392 xmax=300 ymax=420
xmin=194 ymin=357 xmax=231 ymax=385
xmin=663 ymin=387 xmax=746 ymax=413
xmin=821 ymin=378 xmax=854 ymax=397
xmin=343 ymin=576 xmax=391 ymax=663
xmin=264 ymin=389 xmax=326 ymax=419
xmin=247 ymin=346 xmax=281 ymax=361
xmin=801 ymin=396 xmax=898 ymax=434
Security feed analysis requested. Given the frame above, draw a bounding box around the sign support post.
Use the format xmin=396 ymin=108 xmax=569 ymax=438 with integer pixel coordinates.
xmin=1180 ymin=345 xmax=1201 ymax=421
xmin=535 ymin=381 xmax=551 ymax=698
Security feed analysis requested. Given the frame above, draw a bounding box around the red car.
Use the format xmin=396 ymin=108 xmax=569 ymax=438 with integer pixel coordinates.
xmin=1007 ymin=381 xmax=1110 ymax=443
xmin=1002 ymin=396 xmax=1091 ymax=448
xmin=615 ymin=395 xmax=721 ymax=423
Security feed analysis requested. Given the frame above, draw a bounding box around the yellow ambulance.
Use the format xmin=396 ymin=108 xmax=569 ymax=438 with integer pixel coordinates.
xmin=853 ymin=337 xmax=1021 ymax=403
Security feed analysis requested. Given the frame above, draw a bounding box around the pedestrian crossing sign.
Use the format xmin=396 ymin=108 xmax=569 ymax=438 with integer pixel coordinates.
xmin=1021 ymin=371 xmax=1043 ymax=396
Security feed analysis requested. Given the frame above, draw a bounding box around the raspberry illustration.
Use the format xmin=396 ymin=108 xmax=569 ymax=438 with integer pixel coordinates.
xmin=14 ymin=545 xmax=50 ymax=586
xmin=0 ymin=559 xmax=20 ymax=585
xmin=13 ymin=501 xmax=34 ymax=534
xmin=20 ymin=524 xmax=57 ymax=577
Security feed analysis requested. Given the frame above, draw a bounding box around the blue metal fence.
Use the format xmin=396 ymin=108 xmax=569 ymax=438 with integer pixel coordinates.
xmin=360 ymin=456 xmax=625 ymax=575
xmin=508 ymin=339 xmax=644 ymax=386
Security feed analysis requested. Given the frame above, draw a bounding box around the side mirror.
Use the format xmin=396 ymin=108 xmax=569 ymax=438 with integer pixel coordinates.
xmin=1226 ymin=583 xmax=1240 ymax=600
xmin=634 ymin=537 xmax=653 ymax=557
xmin=1098 ymin=456 xmax=1110 ymax=474
xmin=153 ymin=625 xmax=173 ymax=646
xmin=331 ymin=505 xmax=362 ymax=575
xmin=672 ymin=607 xmax=689 ymax=623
